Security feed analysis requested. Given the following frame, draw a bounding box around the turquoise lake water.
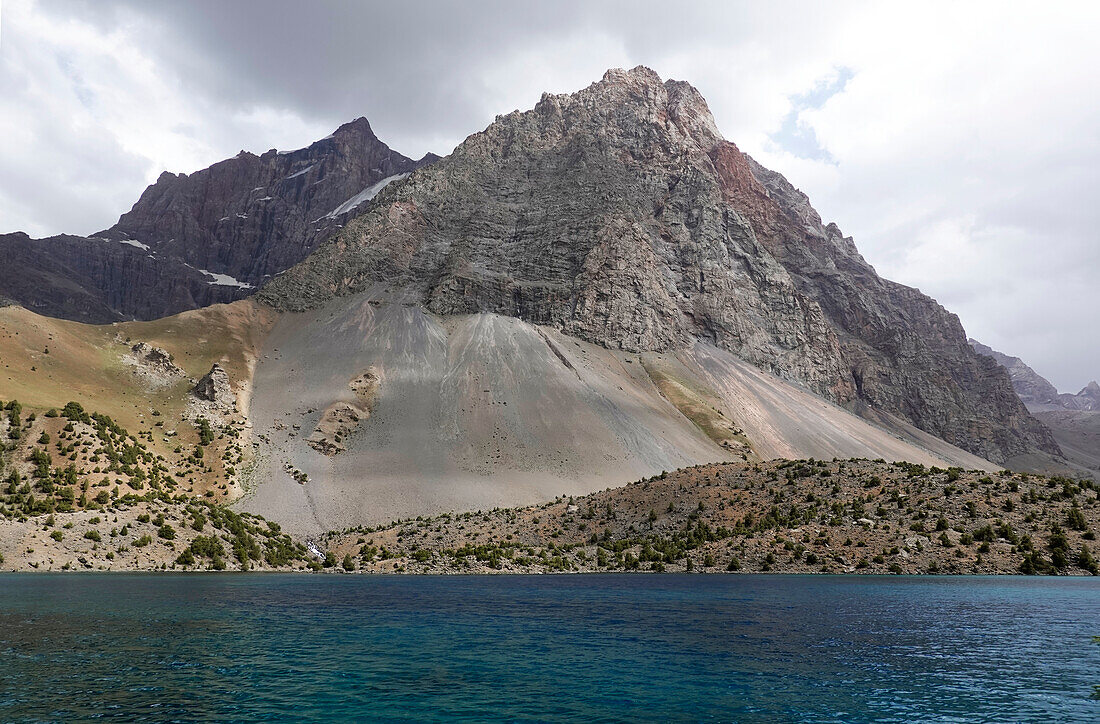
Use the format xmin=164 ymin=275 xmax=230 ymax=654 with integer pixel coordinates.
xmin=0 ymin=574 xmax=1096 ymax=722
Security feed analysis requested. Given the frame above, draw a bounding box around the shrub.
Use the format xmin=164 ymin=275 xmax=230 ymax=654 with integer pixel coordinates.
xmin=1066 ymin=507 xmax=1088 ymax=532
xmin=84 ymin=530 xmax=101 ymax=542
xmin=157 ymin=524 xmax=175 ymax=540
xmin=189 ymin=535 xmax=225 ymax=559
xmin=1078 ymin=545 xmax=1098 ymax=575
xmin=195 ymin=418 xmax=215 ymax=446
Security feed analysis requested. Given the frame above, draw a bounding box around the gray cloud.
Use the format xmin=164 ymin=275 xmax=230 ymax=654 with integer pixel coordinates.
xmin=1 ymin=0 xmax=1096 ymax=390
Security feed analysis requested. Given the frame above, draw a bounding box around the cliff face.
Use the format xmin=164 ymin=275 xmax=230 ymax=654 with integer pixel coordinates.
xmin=104 ymin=117 xmax=425 ymax=284
xmin=0 ymin=233 xmax=241 ymax=322
xmin=261 ymin=66 xmax=1058 ymax=463
xmin=0 ymin=118 xmax=430 ymax=322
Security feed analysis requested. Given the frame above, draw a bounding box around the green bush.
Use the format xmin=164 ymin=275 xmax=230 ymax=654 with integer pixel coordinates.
xmin=189 ymin=535 xmax=225 ymax=559
xmin=1079 ymin=545 xmax=1098 ymax=575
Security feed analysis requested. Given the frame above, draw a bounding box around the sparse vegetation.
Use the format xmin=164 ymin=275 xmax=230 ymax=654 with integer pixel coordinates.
xmin=322 ymin=459 xmax=1099 ymax=575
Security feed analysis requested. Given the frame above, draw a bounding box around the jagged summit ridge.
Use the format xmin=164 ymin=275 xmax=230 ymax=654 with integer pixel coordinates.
xmin=0 ymin=117 xmax=436 ymax=322
xmin=259 ymin=67 xmax=1057 ymax=463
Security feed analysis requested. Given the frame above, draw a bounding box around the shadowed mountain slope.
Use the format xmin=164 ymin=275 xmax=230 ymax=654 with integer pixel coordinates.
xmin=1 ymin=118 xmax=432 ymax=322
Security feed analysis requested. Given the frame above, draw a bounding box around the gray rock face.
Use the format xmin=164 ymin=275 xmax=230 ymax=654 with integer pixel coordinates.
xmin=261 ymin=66 xmax=1058 ymax=463
xmin=0 ymin=118 xmax=432 ymax=322
xmin=191 ymin=363 xmax=234 ymax=409
xmin=1071 ymin=382 xmax=1100 ymax=411
xmin=129 ymin=342 xmax=183 ymax=375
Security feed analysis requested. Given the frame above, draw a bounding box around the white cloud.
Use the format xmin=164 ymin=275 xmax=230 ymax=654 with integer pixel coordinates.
xmin=0 ymin=0 xmax=330 ymax=236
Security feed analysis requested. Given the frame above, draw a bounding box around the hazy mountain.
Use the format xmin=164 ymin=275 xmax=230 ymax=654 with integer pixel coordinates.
xmin=969 ymin=338 xmax=1098 ymax=412
xmin=969 ymin=338 xmax=1098 ymax=477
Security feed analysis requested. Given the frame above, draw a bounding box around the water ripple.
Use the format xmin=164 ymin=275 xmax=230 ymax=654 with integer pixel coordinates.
xmin=0 ymin=574 xmax=1096 ymax=722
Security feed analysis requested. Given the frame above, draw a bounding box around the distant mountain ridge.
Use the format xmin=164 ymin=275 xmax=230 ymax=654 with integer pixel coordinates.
xmin=0 ymin=118 xmax=434 ymax=322
xmin=968 ymin=339 xmax=1099 ymax=411
xmin=968 ymin=338 xmax=1098 ymax=479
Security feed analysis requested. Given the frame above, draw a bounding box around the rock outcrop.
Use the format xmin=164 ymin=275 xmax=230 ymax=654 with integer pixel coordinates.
xmin=0 ymin=118 xmax=433 ymax=322
xmin=306 ymin=367 xmax=381 ymax=455
xmin=125 ymin=342 xmax=185 ymax=388
xmin=260 ymin=66 xmax=1057 ymax=463
xmin=191 ymin=363 xmax=235 ymax=410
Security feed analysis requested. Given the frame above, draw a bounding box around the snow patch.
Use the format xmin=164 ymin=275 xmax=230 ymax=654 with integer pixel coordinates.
xmin=197 ymin=269 xmax=253 ymax=289
xmin=118 ymin=239 xmax=150 ymax=251
xmin=285 ymin=164 xmax=315 ymax=180
xmin=322 ymin=173 xmax=409 ymax=220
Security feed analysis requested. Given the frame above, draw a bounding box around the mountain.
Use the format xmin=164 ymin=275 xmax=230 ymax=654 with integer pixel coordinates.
xmin=260 ymin=66 xmax=1057 ymax=466
xmin=0 ymin=118 xmax=432 ymax=322
xmin=1054 ymin=381 xmax=1100 ymax=412
xmin=968 ymin=339 xmax=1061 ymax=407
xmin=1 ymin=67 xmax=1084 ymax=542
xmin=968 ymin=339 xmax=1098 ymax=478
xmin=969 ymin=338 xmax=1099 ymax=412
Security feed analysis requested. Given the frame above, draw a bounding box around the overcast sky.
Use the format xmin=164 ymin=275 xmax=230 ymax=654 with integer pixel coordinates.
xmin=1 ymin=0 xmax=1097 ymax=390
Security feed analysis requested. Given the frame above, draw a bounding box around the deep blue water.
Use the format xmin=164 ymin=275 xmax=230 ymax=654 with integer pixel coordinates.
xmin=0 ymin=574 xmax=1096 ymax=723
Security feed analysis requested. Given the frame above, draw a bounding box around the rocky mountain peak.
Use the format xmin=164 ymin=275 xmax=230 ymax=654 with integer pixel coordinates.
xmin=0 ymin=112 xmax=437 ymax=323
xmin=326 ymin=116 xmax=383 ymax=149
xmin=260 ymin=67 xmax=1059 ymax=464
